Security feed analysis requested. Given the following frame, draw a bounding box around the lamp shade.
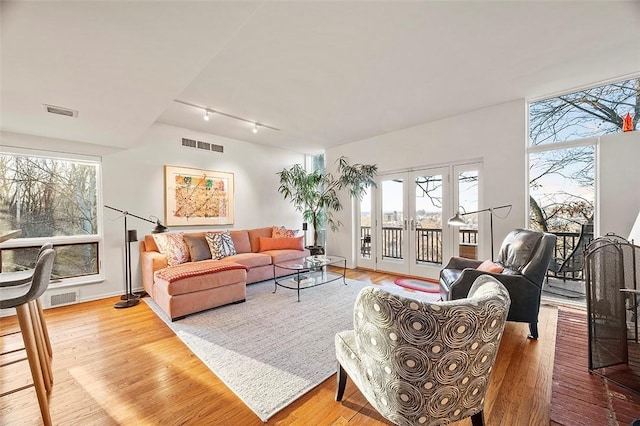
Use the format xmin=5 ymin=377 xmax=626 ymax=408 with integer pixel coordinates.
xmin=448 ymin=212 xmax=467 ymax=226
xmin=127 ymin=229 xmax=138 ymax=243
xmin=152 ymin=220 xmax=168 ymax=234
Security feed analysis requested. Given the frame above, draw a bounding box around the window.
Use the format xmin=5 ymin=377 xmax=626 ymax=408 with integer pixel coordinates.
xmin=529 ymin=77 xmax=638 ymax=146
xmin=0 ymin=150 xmax=102 ymax=282
xmin=526 ymin=76 xmax=638 ymax=281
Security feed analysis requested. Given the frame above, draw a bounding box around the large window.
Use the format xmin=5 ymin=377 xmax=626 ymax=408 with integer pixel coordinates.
xmin=527 ymin=76 xmax=638 ymax=280
xmin=0 ymin=151 xmax=102 ymax=282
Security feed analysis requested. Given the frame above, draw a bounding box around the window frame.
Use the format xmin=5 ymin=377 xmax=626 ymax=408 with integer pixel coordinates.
xmin=0 ymin=147 xmax=105 ymax=287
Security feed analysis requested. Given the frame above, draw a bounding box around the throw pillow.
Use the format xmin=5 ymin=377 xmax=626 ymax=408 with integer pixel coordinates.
xmin=259 ymin=236 xmax=304 ymax=251
xmin=152 ymin=233 xmax=190 ymax=266
xmin=272 ymin=226 xmax=297 ymax=238
xmin=182 ymin=234 xmax=212 ymax=262
xmin=477 ymin=259 xmax=504 ymax=274
xmin=205 ymin=231 xmax=237 ymax=260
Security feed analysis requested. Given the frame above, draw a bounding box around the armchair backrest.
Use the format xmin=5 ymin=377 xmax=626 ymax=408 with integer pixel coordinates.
xmin=496 ymin=229 xmax=556 ymax=285
xmin=352 ymin=276 xmax=510 ymax=424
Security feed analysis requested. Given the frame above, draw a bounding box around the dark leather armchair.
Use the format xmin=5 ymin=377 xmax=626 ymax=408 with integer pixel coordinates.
xmin=440 ymin=228 xmax=556 ymax=339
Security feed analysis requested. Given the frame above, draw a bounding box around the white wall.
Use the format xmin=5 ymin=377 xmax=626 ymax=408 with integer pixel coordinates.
xmin=599 ymin=131 xmax=640 ymax=239
xmin=1 ymin=124 xmax=305 ymax=305
xmin=326 ymin=99 xmax=527 ymax=268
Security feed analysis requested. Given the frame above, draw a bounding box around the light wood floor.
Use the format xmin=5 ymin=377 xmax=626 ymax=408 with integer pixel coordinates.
xmin=1 ymin=269 xmax=558 ymax=425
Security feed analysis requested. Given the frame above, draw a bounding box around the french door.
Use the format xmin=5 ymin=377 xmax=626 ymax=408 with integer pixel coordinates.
xmin=357 ymin=163 xmax=481 ymax=280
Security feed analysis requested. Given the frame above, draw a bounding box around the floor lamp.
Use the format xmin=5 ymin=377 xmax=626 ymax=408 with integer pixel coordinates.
xmin=448 ymin=204 xmax=512 ymax=260
xmin=105 ymin=205 xmax=168 ymax=309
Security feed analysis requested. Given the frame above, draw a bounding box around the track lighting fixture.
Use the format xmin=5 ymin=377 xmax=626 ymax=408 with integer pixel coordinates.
xmin=174 ymin=99 xmax=279 ymax=132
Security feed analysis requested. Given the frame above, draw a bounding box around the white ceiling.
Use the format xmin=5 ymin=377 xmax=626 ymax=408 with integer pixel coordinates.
xmin=1 ymin=1 xmax=639 ymax=154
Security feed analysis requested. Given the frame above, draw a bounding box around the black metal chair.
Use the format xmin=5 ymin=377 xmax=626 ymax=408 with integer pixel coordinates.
xmin=548 ymin=222 xmax=593 ymax=280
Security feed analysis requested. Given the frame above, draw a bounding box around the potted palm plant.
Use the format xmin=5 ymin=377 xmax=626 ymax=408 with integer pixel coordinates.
xmin=277 ymin=156 xmax=377 ymax=254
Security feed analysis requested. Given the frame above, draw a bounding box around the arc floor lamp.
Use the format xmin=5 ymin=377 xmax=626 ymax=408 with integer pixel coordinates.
xmin=448 ymin=204 xmax=512 ymax=260
xmin=105 ymin=205 xmax=168 ymax=309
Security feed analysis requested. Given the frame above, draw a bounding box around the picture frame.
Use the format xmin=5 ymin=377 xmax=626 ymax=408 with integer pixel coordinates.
xmin=164 ymin=165 xmax=234 ymax=226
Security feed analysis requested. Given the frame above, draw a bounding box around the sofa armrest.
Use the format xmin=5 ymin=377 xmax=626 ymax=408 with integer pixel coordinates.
xmin=141 ymin=251 xmax=168 ymax=296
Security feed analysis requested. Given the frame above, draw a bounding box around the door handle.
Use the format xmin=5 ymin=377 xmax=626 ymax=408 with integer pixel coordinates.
xmin=410 ymin=218 xmax=415 ymax=231
xmin=403 ymin=219 xmax=408 ymax=231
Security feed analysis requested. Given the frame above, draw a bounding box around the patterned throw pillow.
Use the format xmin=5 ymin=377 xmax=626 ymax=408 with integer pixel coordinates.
xmin=272 ymin=226 xmax=297 ymax=238
xmin=152 ymin=233 xmax=190 ymax=266
xmin=205 ymin=231 xmax=237 ymax=260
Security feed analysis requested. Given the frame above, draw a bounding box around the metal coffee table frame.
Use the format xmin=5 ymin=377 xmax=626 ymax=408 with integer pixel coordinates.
xmin=273 ymin=255 xmax=347 ymax=301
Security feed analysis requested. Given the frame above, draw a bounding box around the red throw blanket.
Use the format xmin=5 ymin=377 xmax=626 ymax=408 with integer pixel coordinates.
xmin=155 ymin=261 xmax=249 ymax=283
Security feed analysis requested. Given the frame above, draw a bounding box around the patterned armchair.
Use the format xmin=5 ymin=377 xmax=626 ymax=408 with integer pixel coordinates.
xmin=335 ymin=276 xmax=511 ymax=426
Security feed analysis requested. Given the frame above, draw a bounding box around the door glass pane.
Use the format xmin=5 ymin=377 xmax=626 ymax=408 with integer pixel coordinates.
xmin=359 ymin=187 xmax=372 ymax=259
xmin=381 ymin=179 xmax=404 ymax=260
xmin=415 ymin=174 xmax=443 ymax=265
xmin=457 ymin=171 xmax=479 ymax=259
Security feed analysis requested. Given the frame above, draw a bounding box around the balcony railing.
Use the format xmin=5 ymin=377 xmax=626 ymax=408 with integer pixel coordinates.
xmin=359 ymin=226 xmax=581 ymax=280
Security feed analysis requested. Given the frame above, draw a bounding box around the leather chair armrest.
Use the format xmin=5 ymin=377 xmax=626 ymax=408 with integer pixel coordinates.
xmin=442 ymin=256 xmax=483 ymax=271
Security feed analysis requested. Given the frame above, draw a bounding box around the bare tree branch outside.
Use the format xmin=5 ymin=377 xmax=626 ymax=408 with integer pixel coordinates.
xmin=0 ymin=153 xmax=99 ymax=278
xmin=529 ymin=77 xmax=638 ymax=233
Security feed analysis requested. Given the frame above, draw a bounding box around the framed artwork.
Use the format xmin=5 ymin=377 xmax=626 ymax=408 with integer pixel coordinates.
xmin=164 ymin=165 xmax=234 ymax=226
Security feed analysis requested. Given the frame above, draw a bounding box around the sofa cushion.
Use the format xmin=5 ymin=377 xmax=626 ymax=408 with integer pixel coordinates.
xmin=154 ymin=261 xmax=248 ymax=296
xmin=230 ymin=230 xmax=251 ymax=253
xmin=248 ymin=227 xmax=273 ymax=253
xmin=205 ymin=231 xmax=237 ymax=260
xmin=183 ymin=233 xmax=212 ymax=262
xmin=267 ymin=249 xmax=310 ymax=264
xmin=259 ymin=236 xmax=304 ymax=252
xmin=152 ymin=233 xmax=190 ymax=266
xmin=224 ymin=252 xmax=272 ymax=268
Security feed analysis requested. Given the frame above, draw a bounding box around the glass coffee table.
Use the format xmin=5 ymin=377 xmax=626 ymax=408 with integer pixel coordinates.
xmin=273 ymin=255 xmax=347 ymax=301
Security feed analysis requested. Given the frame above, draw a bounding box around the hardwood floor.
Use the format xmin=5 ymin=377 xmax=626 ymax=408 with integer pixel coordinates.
xmin=1 ymin=269 xmax=557 ymax=425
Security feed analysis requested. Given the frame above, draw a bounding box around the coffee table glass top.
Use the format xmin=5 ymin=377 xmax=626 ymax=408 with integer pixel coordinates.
xmin=275 ymin=255 xmax=345 ymax=270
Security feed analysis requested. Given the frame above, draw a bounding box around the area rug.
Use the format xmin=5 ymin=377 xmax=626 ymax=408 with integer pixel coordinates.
xmin=393 ymin=277 xmax=440 ymax=293
xmin=144 ymin=278 xmax=370 ymax=422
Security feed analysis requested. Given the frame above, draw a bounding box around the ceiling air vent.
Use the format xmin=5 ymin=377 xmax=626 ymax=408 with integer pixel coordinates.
xmin=181 ymin=138 xmax=223 ymax=153
xmin=43 ymin=104 xmax=78 ymax=118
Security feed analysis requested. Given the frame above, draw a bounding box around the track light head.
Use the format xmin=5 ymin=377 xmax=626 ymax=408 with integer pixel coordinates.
xmin=203 ymin=110 xmax=210 ymax=121
xmin=253 ymin=123 xmax=258 ymax=133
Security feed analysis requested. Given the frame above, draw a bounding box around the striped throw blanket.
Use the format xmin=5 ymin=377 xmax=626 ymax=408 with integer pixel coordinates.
xmin=155 ymin=261 xmax=248 ymax=283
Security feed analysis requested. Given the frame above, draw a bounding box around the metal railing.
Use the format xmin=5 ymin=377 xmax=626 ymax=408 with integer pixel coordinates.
xmin=360 ymin=226 xmax=477 ymax=264
xmin=548 ymin=231 xmax=583 ymax=280
xmin=360 ymin=226 xmax=581 ymax=280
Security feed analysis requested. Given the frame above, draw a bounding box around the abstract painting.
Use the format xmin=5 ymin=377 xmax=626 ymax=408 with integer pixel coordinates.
xmin=164 ymin=165 xmax=234 ymax=226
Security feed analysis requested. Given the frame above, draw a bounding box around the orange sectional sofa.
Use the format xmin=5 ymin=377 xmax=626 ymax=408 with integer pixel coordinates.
xmin=140 ymin=227 xmax=310 ymax=320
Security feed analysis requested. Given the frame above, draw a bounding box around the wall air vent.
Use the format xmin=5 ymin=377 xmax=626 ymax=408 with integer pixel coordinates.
xmin=43 ymin=104 xmax=78 ymax=118
xmin=181 ymin=138 xmax=223 ymax=153
xmin=50 ymin=291 xmax=79 ymax=307
xmin=182 ymin=138 xmax=197 ymax=148
xmin=197 ymin=141 xmax=211 ymax=151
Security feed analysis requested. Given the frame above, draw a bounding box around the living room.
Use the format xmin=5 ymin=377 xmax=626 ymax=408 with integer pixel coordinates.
xmin=1 ymin=1 xmax=640 ymax=425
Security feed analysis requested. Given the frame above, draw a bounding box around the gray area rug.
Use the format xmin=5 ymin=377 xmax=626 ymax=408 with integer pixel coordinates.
xmin=144 ymin=277 xmax=371 ymax=422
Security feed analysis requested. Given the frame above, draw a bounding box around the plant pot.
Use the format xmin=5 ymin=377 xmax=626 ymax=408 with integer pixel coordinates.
xmin=306 ymin=246 xmax=325 ymax=256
